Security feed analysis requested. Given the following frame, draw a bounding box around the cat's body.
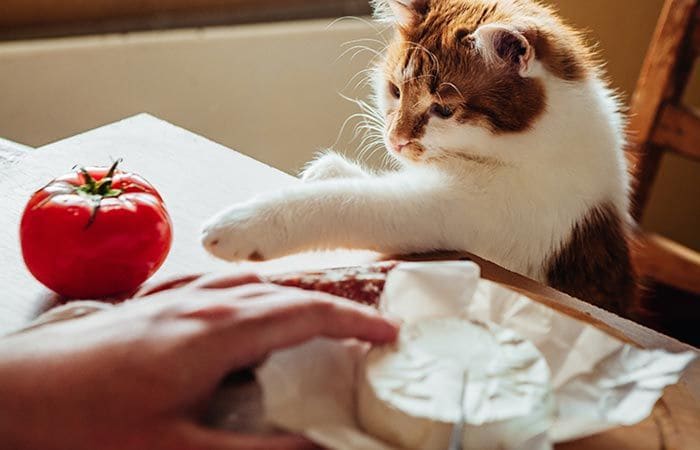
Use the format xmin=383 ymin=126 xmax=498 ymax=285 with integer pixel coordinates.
xmin=202 ymin=0 xmax=636 ymax=314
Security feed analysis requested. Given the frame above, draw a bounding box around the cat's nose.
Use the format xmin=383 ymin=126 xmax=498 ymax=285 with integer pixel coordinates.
xmin=389 ymin=137 xmax=410 ymax=153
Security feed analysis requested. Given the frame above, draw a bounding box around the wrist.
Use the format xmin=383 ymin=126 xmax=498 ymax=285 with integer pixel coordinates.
xmin=0 ymin=339 xmax=39 ymax=450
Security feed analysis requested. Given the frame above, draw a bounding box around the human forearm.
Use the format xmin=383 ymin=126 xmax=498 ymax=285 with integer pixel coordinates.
xmin=0 ymin=339 xmax=59 ymax=450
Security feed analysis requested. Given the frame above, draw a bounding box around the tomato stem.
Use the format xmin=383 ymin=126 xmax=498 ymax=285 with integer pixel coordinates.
xmin=79 ymin=168 xmax=96 ymax=190
xmin=75 ymin=159 xmax=124 ymax=228
xmin=105 ymin=158 xmax=121 ymax=180
xmin=32 ymin=160 xmax=128 ymax=229
xmin=77 ymin=159 xmax=124 ymax=198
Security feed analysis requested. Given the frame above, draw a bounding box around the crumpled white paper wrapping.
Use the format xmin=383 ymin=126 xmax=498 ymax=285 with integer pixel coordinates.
xmin=256 ymin=261 xmax=697 ymax=450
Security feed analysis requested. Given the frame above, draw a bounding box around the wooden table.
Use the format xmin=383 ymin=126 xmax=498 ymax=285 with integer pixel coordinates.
xmin=1 ymin=114 xmax=697 ymax=449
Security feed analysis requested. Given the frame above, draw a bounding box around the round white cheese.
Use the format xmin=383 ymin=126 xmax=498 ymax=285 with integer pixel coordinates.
xmin=357 ymin=318 xmax=553 ymax=450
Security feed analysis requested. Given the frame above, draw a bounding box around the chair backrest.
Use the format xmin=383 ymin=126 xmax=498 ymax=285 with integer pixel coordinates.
xmin=627 ymin=0 xmax=700 ymax=222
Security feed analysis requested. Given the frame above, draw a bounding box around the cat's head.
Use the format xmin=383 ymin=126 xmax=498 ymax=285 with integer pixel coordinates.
xmin=371 ymin=0 xmax=593 ymax=166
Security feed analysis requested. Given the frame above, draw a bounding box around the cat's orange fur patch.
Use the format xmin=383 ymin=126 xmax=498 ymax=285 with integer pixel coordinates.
xmin=381 ymin=0 xmax=598 ymax=137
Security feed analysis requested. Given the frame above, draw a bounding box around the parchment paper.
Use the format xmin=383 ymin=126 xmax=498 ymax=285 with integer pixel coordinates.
xmin=256 ymin=261 xmax=697 ymax=449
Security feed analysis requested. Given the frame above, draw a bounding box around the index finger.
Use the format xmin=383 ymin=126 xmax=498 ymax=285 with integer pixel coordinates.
xmin=219 ymin=293 xmax=400 ymax=370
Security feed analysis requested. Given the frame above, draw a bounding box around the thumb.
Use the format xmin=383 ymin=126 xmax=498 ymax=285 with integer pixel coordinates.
xmin=175 ymin=422 xmax=320 ymax=450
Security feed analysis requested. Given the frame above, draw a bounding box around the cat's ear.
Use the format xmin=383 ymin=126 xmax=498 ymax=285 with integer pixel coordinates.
xmin=472 ymin=24 xmax=535 ymax=77
xmin=376 ymin=0 xmax=428 ymax=28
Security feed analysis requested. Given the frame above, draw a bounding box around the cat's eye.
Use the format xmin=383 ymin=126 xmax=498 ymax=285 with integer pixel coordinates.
xmin=389 ymin=82 xmax=401 ymax=99
xmin=430 ymin=103 xmax=454 ymax=119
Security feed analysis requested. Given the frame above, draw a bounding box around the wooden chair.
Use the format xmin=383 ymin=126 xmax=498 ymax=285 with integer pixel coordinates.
xmin=627 ymin=0 xmax=700 ymax=343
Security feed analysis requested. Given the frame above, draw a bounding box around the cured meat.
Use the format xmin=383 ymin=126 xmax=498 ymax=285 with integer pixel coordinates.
xmin=265 ymin=261 xmax=398 ymax=306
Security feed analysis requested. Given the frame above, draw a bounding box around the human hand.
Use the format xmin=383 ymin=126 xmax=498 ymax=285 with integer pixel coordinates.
xmin=0 ymin=273 xmax=399 ymax=450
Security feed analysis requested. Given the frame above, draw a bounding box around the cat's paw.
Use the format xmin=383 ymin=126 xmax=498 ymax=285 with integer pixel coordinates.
xmin=300 ymin=152 xmax=367 ymax=182
xmin=201 ymin=200 xmax=287 ymax=262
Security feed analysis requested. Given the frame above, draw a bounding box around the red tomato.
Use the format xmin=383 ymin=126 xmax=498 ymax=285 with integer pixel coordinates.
xmin=20 ymin=161 xmax=173 ymax=299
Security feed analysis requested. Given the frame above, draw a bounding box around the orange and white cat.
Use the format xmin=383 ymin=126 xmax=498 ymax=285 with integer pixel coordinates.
xmin=202 ymin=0 xmax=635 ymax=314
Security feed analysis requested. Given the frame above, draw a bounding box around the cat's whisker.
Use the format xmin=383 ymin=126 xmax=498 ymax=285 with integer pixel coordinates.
xmin=439 ymin=82 xmax=466 ymax=100
xmin=356 ymin=142 xmax=374 ymax=156
xmin=356 ymin=133 xmax=384 ymax=155
xmin=361 ymin=120 xmax=385 ymax=135
xmin=356 ymin=116 xmax=384 ymax=129
xmin=345 ymin=67 xmax=377 ymax=91
xmin=338 ymin=40 xmax=389 ymax=65
xmin=351 ymin=121 xmax=376 ymax=142
xmin=353 ymin=47 xmax=382 ymax=61
xmin=326 ymin=16 xmax=386 ymax=37
xmin=358 ymin=127 xmax=384 ymax=137
xmin=357 ymin=140 xmax=386 ymax=163
xmin=356 ymin=129 xmax=383 ymax=142
xmin=386 ymin=157 xmax=399 ymax=170
xmin=355 ymin=128 xmax=384 ymax=150
xmin=341 ymin=38 xmax=388 ymax=48
xmin=353 ymin=109 xmax=384 ymax=123
xmin=361 ymin=146 xmax=386 ymax=164
xmin=360 ymin=131 xmax=384 ymax=144
xmin=354 ymin=119 xmax=384 ymax=135
xmin=358 ymin=102 xmax=385 ymax=122
xmin=345 ymin=70 xmax=372 ymax=89
xmin=380 ymin=151 xmax=401 ymax=171
xmin=331 ymin=112 xmax=380 ymax=150
xmin=336 ymin=45 xmax=383 ymax=63
xmin=336 ymin=84 xmax=389 ymax=167
xmin=335 ymin=108 xmax=385 ymax=159
xmin=354 ymin=123 xmax=382 ymax=143
xmin=337 ymin=44 xmax=389 ymax=65
xmin=353 ymin=74 xmax=377 ymax=91
xmin=359 ymin=112 xmax=385 ymax=126
xmin=339 ymin=94 xmax=386 ymax=127
xmin=349 ymin=111 xmax=382 ymax=125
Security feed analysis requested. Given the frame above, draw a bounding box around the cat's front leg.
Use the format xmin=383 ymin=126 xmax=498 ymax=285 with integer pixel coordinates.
xmin=300 ymin=151 xmax=370 ymax=182
xmin=201 ymin=175 xmax=457 ymax=261
xmin=201 ymin=197 xmax=294 ymax=262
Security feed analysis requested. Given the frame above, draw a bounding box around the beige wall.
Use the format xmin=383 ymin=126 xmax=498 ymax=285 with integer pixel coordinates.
xmin=0 ymin=0 xmax=698 ymax=249
xmin=0 ymin=21 xmax=374 ymax=174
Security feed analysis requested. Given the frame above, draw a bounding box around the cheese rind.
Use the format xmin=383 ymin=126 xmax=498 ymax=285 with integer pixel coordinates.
xmin=357 ymin=318 xmax=553 ymax=450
